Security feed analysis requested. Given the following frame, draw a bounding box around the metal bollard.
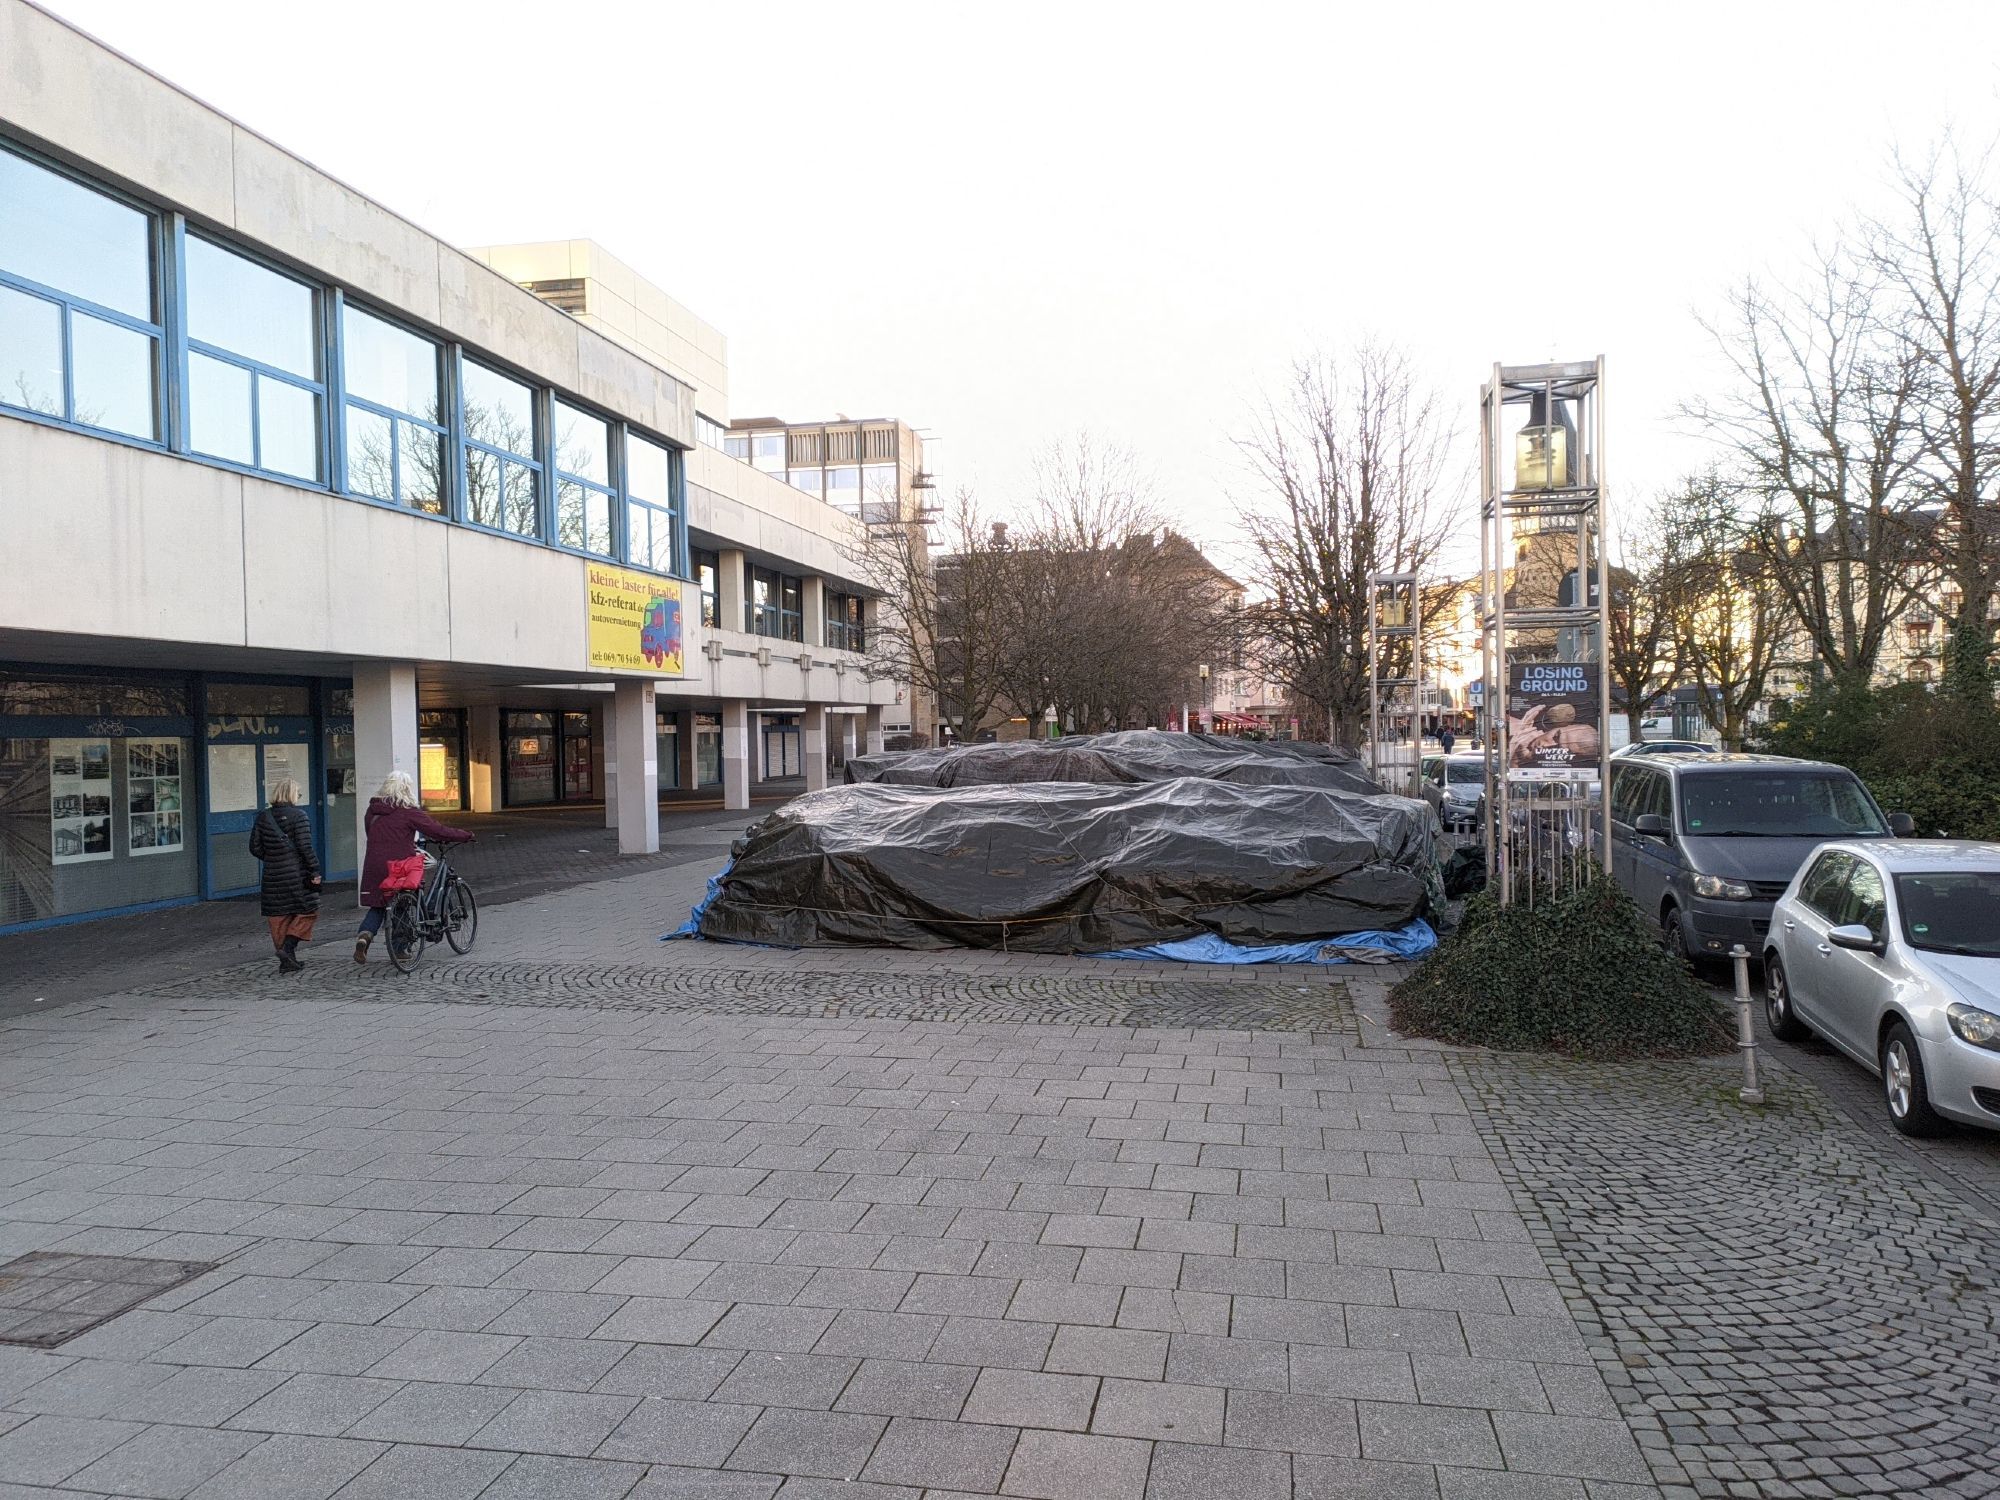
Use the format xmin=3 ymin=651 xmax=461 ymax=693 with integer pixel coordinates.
xmin=1731 ymin=944 xmax=1764 ymax=1105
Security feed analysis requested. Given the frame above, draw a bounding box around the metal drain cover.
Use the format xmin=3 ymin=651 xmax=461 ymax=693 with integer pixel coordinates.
xmin=0 ymin=1252 xmax=216 ymax=1348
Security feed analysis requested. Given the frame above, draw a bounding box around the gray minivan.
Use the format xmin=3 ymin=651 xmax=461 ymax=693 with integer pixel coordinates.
xmin=1608 ymin=753 xmax=1914 ymax=965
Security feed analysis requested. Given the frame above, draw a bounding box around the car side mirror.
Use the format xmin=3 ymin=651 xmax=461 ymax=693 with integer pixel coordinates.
xmin=1634 ymin=813 xmax=1668 ymax=838
xmin=1827 ymin=922 xmax=1885 ymax=956
xmin=1887 ymin=812 xmax=1915 ymax=837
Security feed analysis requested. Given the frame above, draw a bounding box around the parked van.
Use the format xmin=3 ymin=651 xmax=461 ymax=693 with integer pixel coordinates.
xmin=1607 ymin=753 xmax=1913 ymax=965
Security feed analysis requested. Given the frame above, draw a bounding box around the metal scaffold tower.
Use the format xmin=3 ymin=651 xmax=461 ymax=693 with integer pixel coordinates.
xmin=1367 ymin=572 xmax=1422 ymax=799
xmin=1479 ymin=359 xmax=1612 ymax=904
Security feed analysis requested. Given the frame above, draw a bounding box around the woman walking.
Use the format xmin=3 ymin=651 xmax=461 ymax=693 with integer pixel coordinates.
xmin=249 ymin=778 xmax=320 ymax=973
xmin=354 ymin=771 xmax=473 ymax=963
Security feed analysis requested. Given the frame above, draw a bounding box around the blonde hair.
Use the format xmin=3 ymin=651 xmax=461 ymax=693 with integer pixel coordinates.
xmin=376 ymin=771 xmax=419 ymax=808
xmin=266 ymin=778 xmax=305 ymax=806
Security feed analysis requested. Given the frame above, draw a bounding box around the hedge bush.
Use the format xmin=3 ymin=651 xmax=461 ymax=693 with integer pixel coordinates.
xmin=1390 ymin=876 xmax=1732 ymax=1059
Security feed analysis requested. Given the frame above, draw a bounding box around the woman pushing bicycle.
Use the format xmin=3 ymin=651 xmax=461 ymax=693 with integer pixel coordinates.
xmin=353 ymin=771 xmax=473 ymax=963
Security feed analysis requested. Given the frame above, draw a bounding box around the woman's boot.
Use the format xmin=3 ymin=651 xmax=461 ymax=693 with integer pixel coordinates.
xmin=354 ymin=930 xmax=373 ymax=965
xmin=279 ymin=936 xmax=304 ymax=974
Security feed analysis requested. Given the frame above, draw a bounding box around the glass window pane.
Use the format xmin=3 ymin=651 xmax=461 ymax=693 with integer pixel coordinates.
xmin=341 ymin=304 xmax=438 ymax=419
xmin=789 ymin=468 xmax=823 ymax=496
xmin=586 ymin=491 xmax=612 ymax=556
xmin=627 ymin=432 xmax=670 ymax=500
xmin=465 ymin=445 xmax=503 ymax=528
xmin=345 ymin=405 xmax=394 ymax=500
xmin=69 ymin=312 xmax=156 ymax=439
xmin=187 ymin=351 xmax=252 ymax=464
xmin=554 ymin=400 xmax=610 ymax=484
xmin=184 ymin=236 xmax=314 ymax=377
xmin=0 ymin=285 xmax=64 ymax=417
xmin=557 ymin=478 xmax=586 ymax=549
xmin=257 ymin=377 xmax=318 ymax=480
xmin=0 ymin=149 xmax=153 ymax=320
xmin=398 ymin=421 xmax=443 ymax=514
xmin=462 ymin=359 xmax=535 ymax=460
xmin=503 ymin=463 xmax=538 ymax=536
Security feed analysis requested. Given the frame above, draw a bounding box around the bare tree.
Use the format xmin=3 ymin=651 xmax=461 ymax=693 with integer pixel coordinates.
xmin=1235 ymin=343 xmax=1464 ymax=748
xmin=1606 ymin=497 xmax=1681 ymax=744
xmin=1689 ymin=244 xmax=1927 ymax=697
xmin=1874 ymin=139 xmax=2000 ymax=696
xmin=1660 ymin=474 xmax=1788 ymax=749
xmin=857 ymin=488 xmax=1012 ymax=743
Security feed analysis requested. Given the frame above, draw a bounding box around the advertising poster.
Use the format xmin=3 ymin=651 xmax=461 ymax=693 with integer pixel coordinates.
xmin=586 ymin=563 xmax=686 ymax=675
xmin=208 ymin=744 xmax=258 ymax=813
xmin=50 ymin=738 xmax=113 ymax=864
xmin=126 ymin=738 xmax=185 ymax=857
xmin=1505 ymin=662 xmax=1602 ymax=778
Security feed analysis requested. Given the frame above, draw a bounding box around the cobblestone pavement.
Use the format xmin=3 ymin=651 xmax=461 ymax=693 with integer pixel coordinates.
xmin=1458 ymin=1048 xmax=2000 ymax=1498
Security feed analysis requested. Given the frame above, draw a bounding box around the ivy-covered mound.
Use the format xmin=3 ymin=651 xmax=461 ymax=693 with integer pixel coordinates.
xmin=1390 ymin=876 xmax=1732 ymax=1059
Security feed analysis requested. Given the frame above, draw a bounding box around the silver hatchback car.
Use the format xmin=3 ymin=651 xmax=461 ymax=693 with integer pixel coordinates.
xmin=1763 ymin=840 xmax=2000 ymax=1135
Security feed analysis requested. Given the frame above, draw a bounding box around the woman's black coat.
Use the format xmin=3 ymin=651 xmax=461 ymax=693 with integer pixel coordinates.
xmin=249 ymin=804 xmax=321 ymax=917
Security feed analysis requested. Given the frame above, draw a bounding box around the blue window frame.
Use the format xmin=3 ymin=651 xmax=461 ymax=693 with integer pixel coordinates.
xmin=554 ymin=398 xmax=615 ymax=557
xmin=182 ymin=234 xmax=322 ymax=481
xmin=625 ymin=431 xmax=677 ymax=574
xmin=340 ymin=303 xmax=444 ymax=514
xmin=460 ymin=357 xmax=540 ymax=537
xmin=0 ymin=145 xmax=161 ymax=442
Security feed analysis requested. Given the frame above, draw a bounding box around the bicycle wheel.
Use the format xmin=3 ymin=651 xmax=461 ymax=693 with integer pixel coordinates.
xmin=443 ymin=879 xmax=478 ymax=955
xmin=385 ymin=893 xmax=426 ymax=973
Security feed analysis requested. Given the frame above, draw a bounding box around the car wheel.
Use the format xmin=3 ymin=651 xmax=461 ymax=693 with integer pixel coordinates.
xmin=1881 ymin=1021 xmax=1948 ymax=1138
xmin=1763 ymin=955 xmax=1809 ymax=1041
xmin=1662 ymin=906 xmax=1693 ymax=968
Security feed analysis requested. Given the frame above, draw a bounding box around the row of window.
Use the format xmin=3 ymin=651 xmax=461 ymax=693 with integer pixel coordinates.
xmin=0 ymin=140 xmax=686 ymax=577
xmin=685 ymin=549 xmax=865 ymax=650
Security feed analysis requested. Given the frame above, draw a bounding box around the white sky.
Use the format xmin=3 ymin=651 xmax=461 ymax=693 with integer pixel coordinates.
xmin=40 ymin=0 xmax=2000 ymax=567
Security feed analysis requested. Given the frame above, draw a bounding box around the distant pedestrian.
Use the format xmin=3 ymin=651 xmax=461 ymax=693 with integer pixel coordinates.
xmin=249 ymin=778 xmax=319 ymax=973
xmin=353 ymin=772 xmax=473 ymax=964
xmin=1439 ymin=726 xmax=1457 ymax=755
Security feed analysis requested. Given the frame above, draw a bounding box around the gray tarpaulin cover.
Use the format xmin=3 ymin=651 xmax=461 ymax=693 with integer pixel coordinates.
xmin=687 ymin=777 xmax=1437 ymax=954
xmin=843 ymin=730 xmax=1380 ymax=795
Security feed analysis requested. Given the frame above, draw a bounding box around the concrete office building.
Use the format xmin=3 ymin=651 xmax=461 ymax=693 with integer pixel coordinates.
xmin=0 ymin=1 xmax=895 ymax=932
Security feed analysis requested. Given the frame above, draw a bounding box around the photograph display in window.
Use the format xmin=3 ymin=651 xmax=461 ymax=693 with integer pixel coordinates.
xmin=49 ymin=738 xmax=113 ymax=863
xmin=126 ymin=738 xmax=184 ymax=856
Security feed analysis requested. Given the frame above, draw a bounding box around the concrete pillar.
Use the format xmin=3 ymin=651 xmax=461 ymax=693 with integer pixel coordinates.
xmin=865 ymin=704 xmax=886 ymax=755
xmin=841 ymin=712 xmax=859 ymax=766
xmin=722 ymin=699 xmax=750 ymax=812
xmin=353 ymin=661 xmax=419 ymax=861
xmin=719 ymin=549 xmax=748 ymax=635
xmin=608 ymin=679 xmax=659 ymax=854
xmin=803 ymin=706 xmax=829 ymax=792
xmin=751 ymin=712 xmax=766 ymax=783
xmin=802 ymin=577 xmax=826 ymax=649
xmin=678 ymin=709 xmax=698 ymax=795
xmin=466 ymin=705 xmax=501 ymax=813
xmin=591 ymin=704 xmax=611 ymax=825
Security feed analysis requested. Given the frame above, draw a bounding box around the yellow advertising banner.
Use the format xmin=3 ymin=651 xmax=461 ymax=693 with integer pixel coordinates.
xmin=585 ymin=563 xmax=686 ymax=675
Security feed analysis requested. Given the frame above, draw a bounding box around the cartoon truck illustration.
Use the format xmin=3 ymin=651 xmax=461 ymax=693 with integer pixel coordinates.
xmin=640 ymin=594 xmax=682 ymax=668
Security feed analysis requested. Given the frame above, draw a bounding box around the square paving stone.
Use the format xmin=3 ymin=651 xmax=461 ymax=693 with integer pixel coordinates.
xmin=1162 ymin=1333 xmax=1288 ymax=1392
xmin=1008 ymin=1280 xmax=1121 ymax=1327
xmin=1225 ymin=1390 xmax=1360 ymax=1456
xmin=835 ymin=1357 xmax=978 ymax=1420
xmin=713 ymin=1351 xmax=859 ymax=1409
xmin=592 ymin=1297 xmax=729 ymax=1345
xmin=1357 ymin=1400 xmax=1502 ymax=1468
xmin=382 ymin=1287 xmax=526 ymax=1332
xmin=862 ymin=1415 xmax=1020 ymax=1490
xmin=1489 ymin=1412 xmax=1651 ymax=1483
xmin=189 ymin=1433 xmax=389 ymax=1499
xmin=930 ymin=1315 xmax=1056 ymax=1371
xmin=1045 ymin=1327 xmax=1166 ymax=1380
xmin=628 ymin=1469 xmax=783 ymax=1500
xmin=226 ymin=1373 xmax=404 ymax=1436
xmin=9 ymin=1354 xmax=176 ymax=1416
xmin=330 ymin=1441 xmax=515 ymax=1499
xmin=478 ymin=1453 xmax=649 ymax=1499
xmin=67 ymin=1423 xmax=262 ymax=1498
xmin=589 ymin=1257 xmax=718 ymax=1300
xmin=0 ymin=1414 xmax=145 ymax=1485
xmin=468 ymin=1389 xmax=639 ymax=1457
xmin=727 ymin=1408 xmax=887 ymax=1480
xmin=1091 ymin=1378 xmax=1223 ymax=1444
xmin=476 ymin=1336 xmax=629 ymax=1392
xmin=900 ymin=1273 xmax=1019 ymax=1319
xmin=592 ymin=1344 xmax=743 ymax=1400
xmin=484 ymin=1291 xmax=623 ymax=1338
xmin=1290 ymin=1346 xmax=1418 ymax=1402
xmin=362 ymin=1328 xmax=517 ymax=1383
xmin=963 ymin=1368 xmax=1098 ymax=1432
xmin=1292 ymin=1453 xmax=1441 ymax=1499
xmin=704 ymin=1303 xmax=839 ymax=1354
xmin=255 ymin=1323 xmax=416 ymax=1376
xmin=345 ymin=1381 xmax=518 ymax=1446
xmin=1410 ymin=1355 xmax=1551 ymax=1414
xmin=812 ymin=1309 xmax=942 ymax=1361
xmin=157 ymin=1316 xmax=312 ymax=1368
xmin=1003 ymin=1429 xmax=1153 ymax=1500
xmin=120 ymin=1366 xmax=290 ymax=1427
xmin=594 ymin=1396 xmax=761 ymax=1466
xmin=1145 ymin=1439 xmax=1289 ymax=1500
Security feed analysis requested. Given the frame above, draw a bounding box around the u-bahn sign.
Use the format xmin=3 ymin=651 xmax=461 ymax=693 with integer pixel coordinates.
xmin=586 ymin=564 xmax=686 ymax=675
xmin=1505 ymin=662 xmax=1601 ymax=777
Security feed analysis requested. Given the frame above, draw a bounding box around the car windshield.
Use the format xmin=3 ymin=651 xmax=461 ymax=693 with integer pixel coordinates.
xmin=1446 ymin=763 xmax=1483 ymax=785
xmin=1678 ymin=772 xmax=1887 ymax=838
xmin=1894 ymin=872 xmax=2000 ymax=957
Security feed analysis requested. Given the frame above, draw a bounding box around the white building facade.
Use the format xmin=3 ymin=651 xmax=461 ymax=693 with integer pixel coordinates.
xmin=0 ymin=1 xmax=894 ymax=932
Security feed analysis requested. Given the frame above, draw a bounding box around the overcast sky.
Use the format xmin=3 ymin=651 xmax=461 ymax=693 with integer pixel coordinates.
xmin=41 ymin=0 xmax=2000 ymax=566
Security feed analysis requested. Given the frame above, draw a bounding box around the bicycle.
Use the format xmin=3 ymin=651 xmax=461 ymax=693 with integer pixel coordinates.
xmin=383 ymin=836 xmax=478 ymax=974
